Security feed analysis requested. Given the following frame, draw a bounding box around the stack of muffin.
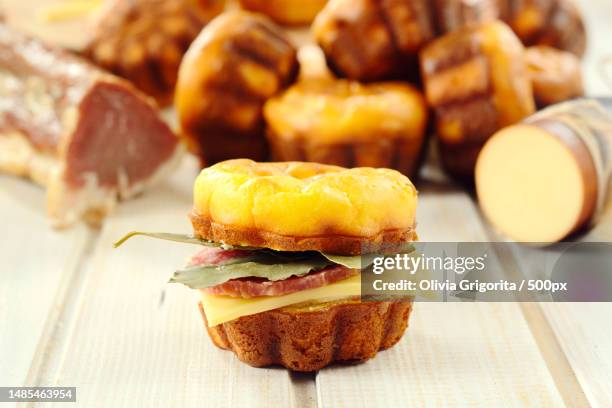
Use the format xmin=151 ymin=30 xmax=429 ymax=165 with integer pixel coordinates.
xmin=174 ymin=0 xmax=586 ymax=182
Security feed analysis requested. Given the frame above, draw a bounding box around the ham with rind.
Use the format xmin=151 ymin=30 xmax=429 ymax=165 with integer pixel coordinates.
xmin=0 ymin=24 xmax=180 ymax=227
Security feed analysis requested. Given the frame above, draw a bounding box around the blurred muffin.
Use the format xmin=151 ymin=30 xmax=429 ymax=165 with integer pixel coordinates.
xmin=525 ymin=45 xmax=584 ymax=107
xmin=497 ymin=0 xmax=586 ymax=56
xmin=175 ymin=10 xmax=298 ymax=165
xmin=87 ymin=0 xmax=225 ymax=105
xmin=264 ymin=79 xmax=428 ymax=178
xmin=238 ymin=0 xmax=327 ymax=25
xmin=420 ymin=21 xmax=535 ymax=180
xmin=312 ymin=0 xmax=503 ymax=83
xmin=312 ymin=0 xmax=435 ymax=82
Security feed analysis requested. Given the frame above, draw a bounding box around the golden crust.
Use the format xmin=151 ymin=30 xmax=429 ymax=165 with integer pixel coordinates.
xmin=200 ymin=300 xmax=413 ymax=371
xmin=191 ymin=211 xmax=417 ymax=254
xmin=238 ymin=0 xmax=327 ymax=26
xmin=267 ymin=130 xmax=426 ymax=179
xmin=175 ymin=11 xmax=298 ymax=164
xmin=192 ymin=160 xmax=418 ymax=248
xmin=263 ymin=80 xmax=428 ymax=177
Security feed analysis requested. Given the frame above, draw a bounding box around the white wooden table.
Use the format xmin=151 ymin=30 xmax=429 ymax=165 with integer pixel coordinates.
xmin=2 ymin=1 xmax=612 ymax=406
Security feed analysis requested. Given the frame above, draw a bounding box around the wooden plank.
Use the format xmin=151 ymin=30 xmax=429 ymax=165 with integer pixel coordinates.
xmin=474 ymin=2 xmax=612 ymax=406
xmin=488 ymin=198 xmax=612 ymax=407
xmin=575 ymin=0 xmax=612 ymax=95
xmin=32 ymin=157 xmax=316 ymax=408
xmin=0 ymin=175 xmax=91 ymax=386
xmin=539 ymin=303 xmax=612 ymax=407
xmin=315 ymin=183 xmax=566 ymax=407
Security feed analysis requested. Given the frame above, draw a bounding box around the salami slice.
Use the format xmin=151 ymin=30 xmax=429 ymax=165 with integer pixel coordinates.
xmin=188 ymin=246 xmax=359 ymax=298
xmin=201 ymin=265 xmax=359 ymax=298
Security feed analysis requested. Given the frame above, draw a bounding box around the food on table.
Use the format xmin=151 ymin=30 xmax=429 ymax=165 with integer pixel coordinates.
xmin=175 ymin=11 xmax=298 ymax=165
xmin=525 ymin=46 xmax=584 ymax=108
xmin=476 ymin=99 xmax=612 ymax=242
xmin=312 ymin=0 xmax=435 ymax=82
xmin=116 ymin=159 xmax=418 ymax=371
xmin=420 ymin=21 xmax=535 ymax=180
xmin=0 ymin=25 xmax=180 ymax=227
xmin=2 ymin=0 xmax=225 ymax=105
xmin=264 ymin=79 xmax=428 ymax=178
xmin=86 ymin=0 xmax=225 ymax=105
xmin=312 ymin=0 xmax=501 ymax=82
xmin=497 ymin=0 xmax=587 ymax=56
xmin=434 ymin=0 xmax=499 ymax=33
xmin=238 ymin=0 xmax=328 ymax=25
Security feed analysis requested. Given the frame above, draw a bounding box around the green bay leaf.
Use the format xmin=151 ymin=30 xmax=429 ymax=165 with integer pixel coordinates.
xmin=320 ymin=253 xmax=362 ymax=269
xmin=170 ymin=257 xmax=332 ymax=289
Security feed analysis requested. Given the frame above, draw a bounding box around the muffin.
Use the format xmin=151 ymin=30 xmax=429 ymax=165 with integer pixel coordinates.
xmin=497 ymin=0 xmax=586 ymax=56
xmin=264 ymin=79 xmax=428 ymax=178
xmin=238 ymin=0 xmax=328 ymax=25
xmin=312 ymin=0 xmax=435 ymax=82
xmin=175 ymin=11 xmax=299 ymax=165
xmin=117 ymin=159 xmax=418 ymax=371
xmin=312 ymin=0 xmax=499 ymax=82
xmin=86 ymin=0 xmax=225 ymax=105
xmin=525 ymin=46 xmax=584 ymax=108
xmin=420 ymin=21 xmax=535 ymax=180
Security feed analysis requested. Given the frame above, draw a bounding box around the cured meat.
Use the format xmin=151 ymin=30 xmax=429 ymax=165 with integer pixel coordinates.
xmin=420 ymin=21 xmax=535 ymax=180
xmin=202 ymin=265 xmax=358 ymax=298
xmin=0 ymin=24 xmax=180 ymax=227
xmin=188 ymin=247 xmax=359 ymax=298
xmin=2 ymin=0 xmax=225 ymax=105
xmin=175 ymin=11 xmax=298 ymax=165
xmin=188 ymin=248 xmax=256 ymax=267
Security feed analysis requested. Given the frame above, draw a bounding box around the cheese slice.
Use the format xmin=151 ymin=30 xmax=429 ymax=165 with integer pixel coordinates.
xmin=201 ymin=274 xmax=362 ymax=326
xmin=476 ymin=124 xmax=595 ymax=242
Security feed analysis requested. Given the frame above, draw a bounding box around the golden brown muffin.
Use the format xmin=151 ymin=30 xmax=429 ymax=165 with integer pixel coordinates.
xmin=420 ymin=21 xmax=535 ymax=180
xmin=263 ymin=79 xmax=429 ymax=178
xmin=86 ymin=0 xmax=225 ymax=105
xmin=497 ymin=0 xmax=586 ymax=56
xmin=312 ymin=0 xmax=435 ymax=82
xmin=312 ymin=0 xmax=501 ymax=82
xmin=175 ymin=11 xmax=299 ymax=165
xmin=115 ymin=159 xmax=418 ymax=371
xmin=433 ymin=0 xmax=499 ymax=33
xmin=238 ymin=0 xmax=328 ymax=25
xmin=191 ymin=159 xmax=418 ymax=254
xmin=525 ymin=46 xmax=584 ymax=108
xmin=186 ymin=159 xmax=419 ymax=370
xmin=202 ymin=299 xmax=413 ymax=371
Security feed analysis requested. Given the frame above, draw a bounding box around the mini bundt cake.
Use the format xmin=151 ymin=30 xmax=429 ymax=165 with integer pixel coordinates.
xmin=175 ymin=11 xmax=299 ymax=165
xmin=238 ymin=0 xmax=328 ymax=25
xmin=263 ymin=79 xmax=428 ymax=178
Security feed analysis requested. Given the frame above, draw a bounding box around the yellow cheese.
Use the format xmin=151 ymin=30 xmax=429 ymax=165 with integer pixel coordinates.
xmin=200 ymin=274 xmax=362 ymax=326
xmin=476 ymin=124 xmax=591 ymax=242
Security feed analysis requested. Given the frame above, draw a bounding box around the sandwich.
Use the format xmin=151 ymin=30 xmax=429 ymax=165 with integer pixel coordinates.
xmin=116 ymin=159 xmax=418 ymax=371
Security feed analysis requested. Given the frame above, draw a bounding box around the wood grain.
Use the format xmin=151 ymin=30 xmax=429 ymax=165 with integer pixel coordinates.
xmin=0 ymin=176 xmax=91 ymax=386
xmin=473 ymin=2 xmax=612 ymax=406
xmin=29 ymin=158 xmax=316 ymax=407
xmin=316 ymin=184 xmax=565 ymax=407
